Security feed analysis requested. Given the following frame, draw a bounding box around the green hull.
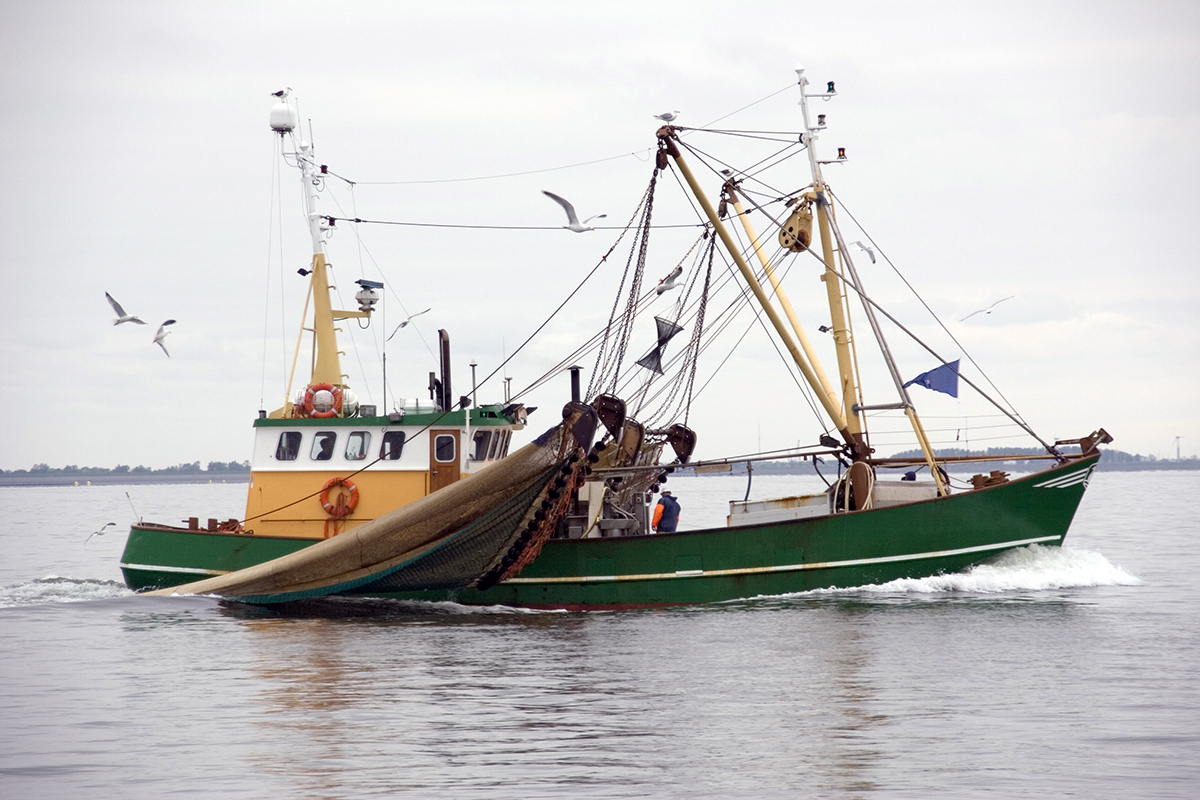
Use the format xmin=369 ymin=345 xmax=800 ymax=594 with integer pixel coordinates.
xmin=122 ymin=456 xmax=1098 ymax=608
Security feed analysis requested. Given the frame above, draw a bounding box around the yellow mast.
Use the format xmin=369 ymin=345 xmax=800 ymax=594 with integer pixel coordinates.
xmin=812 ymin=192 xmax=864 ymax=438
xmin=793 ymin=68 xmax=946 ymax=493
xmin=268 ymin=92 xmax=373 ymax=418
xmin=308 ymin=251 xmax=343 ymax=386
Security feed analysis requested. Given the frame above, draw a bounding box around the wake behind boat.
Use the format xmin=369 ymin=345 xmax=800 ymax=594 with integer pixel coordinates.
xmin=126 ymin=68 xmax=1107 ymax=608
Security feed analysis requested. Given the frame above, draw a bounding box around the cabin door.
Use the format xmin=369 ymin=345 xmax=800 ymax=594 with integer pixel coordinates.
xmin=429 ymin=429 xmax=461 ymax=493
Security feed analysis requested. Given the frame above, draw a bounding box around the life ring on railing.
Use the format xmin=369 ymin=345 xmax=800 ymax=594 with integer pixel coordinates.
xmin=320 ymin=477 xmax=358 ymax=519
xmin=303 ymin=383 xmax=343 ymax=418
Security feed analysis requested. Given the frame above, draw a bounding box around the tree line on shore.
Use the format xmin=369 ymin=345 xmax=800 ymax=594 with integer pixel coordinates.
xmin=3 ymin=446 xmax=1194 ymax=478
xmin=1 ymin=461 xmax=251 ymax=477
xmin=885 ymin=446 xmax=1196 ymax=467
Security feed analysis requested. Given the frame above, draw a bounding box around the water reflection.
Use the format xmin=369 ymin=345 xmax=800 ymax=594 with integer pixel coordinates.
xmin=207 ymin=596 xmax=919 ymax=796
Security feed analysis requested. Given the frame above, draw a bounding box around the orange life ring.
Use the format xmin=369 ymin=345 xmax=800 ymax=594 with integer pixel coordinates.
xmin=320 ymin=477 xmax=358 ymax=519
xmin=303 ymin=383 xmax=343 ymax=418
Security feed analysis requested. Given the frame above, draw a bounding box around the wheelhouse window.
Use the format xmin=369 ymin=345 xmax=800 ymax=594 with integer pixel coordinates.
xmin=275 ymin=432 xmax=302 ymax=461
xmin=492 ymin=430 xmax=511 ymax=460
xmin=487 ymin=430 xmax=505 ymax=460
xmin=380 ymin=431 xmax=407 ymax=461
xmin=471 ymin=430 xmax=491 ymax=461
xmin=434 ymin=434 xmax=457 ymax=463
xmin=311 ymin=432 xmax=337 ymax=461
xmin=345 ymin=431 xmax=370 ymax=461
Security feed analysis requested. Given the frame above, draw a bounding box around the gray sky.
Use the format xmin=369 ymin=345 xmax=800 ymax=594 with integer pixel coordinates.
xmin=2 ymin=0 xmax=1197 ymax=470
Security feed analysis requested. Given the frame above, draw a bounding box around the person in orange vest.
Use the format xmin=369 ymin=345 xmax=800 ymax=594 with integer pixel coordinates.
xmin=651 ymin=490 xmax=680 ymax=533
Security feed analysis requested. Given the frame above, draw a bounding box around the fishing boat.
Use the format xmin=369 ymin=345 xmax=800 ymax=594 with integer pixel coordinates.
xmin=130 ymin=69 xmax=1107 ymax=608
xmin=121 ymin=91 xmax=599 ymax=599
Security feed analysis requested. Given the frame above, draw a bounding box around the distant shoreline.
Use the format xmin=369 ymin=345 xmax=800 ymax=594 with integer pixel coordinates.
xmin=0 ymin=474 xmax=250 ymax=488
xmin=0 ymin=459 xmax=1195 ymax=488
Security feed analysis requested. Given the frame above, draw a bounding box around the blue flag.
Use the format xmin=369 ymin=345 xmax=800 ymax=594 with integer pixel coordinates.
xmin=903 ymin=359 xmax=960 ymax=398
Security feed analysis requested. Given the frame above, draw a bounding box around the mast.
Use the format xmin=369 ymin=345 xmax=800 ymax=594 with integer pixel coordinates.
xmin=793 ymin=67 xmax=947 ymax=493
xmin=269 ymin=91 xmax=375 ymax=418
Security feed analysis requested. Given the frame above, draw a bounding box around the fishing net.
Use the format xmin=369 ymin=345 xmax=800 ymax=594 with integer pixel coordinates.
xmin=147 ymin=405 xmax=595 ymax=602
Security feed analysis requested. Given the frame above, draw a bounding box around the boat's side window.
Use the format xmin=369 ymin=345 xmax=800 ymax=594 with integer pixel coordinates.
xmin=345 ymin=431 xmax=370 ymax=461
xmin=275 ymin=432 xmax=302 ymax=461
xmin=471 ymin=430 xmax=491 ymax=461
xmin=434 ymin=434 xmax=457 ymax=463
xmin=311 ymin=432 xmax=337 ymax=461
xmin=380 ymin=431 xmax=407 ymax=461
xmin=487 ymin=430 xmax=503 ymax=460
xmin=498 ymin=430 xmax=512 ymax=458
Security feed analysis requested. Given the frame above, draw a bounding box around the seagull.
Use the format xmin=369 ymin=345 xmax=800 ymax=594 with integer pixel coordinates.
xmin=105 ymin=292 xmax=146 ymax=325
xmin=653 ymin=110 xmax=680 ymax=122
xmin=86 ymin=522 xmax=116 ymax=542
xmin=850 ymin=241 xmax=875 ymax=264
xmin=656 ymin=265 xmax=684 ymax=295
xmin=543 ymin=191 xmax=606 ymax=233
xmin=961 ymin=296 xmax=1015 ymax=321
xmin=387 ymin=308 xmax=432 ymax=340
xmin=153 ymin=320 xmax=176 ymax=357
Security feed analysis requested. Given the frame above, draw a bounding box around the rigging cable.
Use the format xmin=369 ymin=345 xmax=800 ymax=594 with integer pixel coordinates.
xmin=316 ymin=83 xmax=797 ymax=188
xmin=826 ymin=188 xmax=1036 ymax=431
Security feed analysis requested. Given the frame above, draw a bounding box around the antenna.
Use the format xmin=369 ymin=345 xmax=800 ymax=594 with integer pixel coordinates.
xmin=126 ymin=492 xmax=142 ymax=523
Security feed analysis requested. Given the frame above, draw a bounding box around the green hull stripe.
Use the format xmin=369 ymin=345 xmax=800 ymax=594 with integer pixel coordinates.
xmin=501 ymin=534 xmax=1062 ymax=585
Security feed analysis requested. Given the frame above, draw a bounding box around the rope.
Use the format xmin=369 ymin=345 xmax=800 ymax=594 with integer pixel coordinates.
xmin=321 ymin=215 xmax=702 ymax=232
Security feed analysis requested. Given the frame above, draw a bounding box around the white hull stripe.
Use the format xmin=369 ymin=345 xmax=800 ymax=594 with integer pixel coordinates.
xmin=121 ymin=563 xmax=227 ymax=577
xmin=1033 ymin=467 xmax=1095 ymax=489
xmin=503 ymin=535 xmax=1062 ymax=585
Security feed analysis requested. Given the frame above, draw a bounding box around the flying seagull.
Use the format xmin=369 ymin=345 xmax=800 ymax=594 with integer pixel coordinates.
xmin=105 ymin=292 xmax=146 ymax=325
xmin=656 ymin=265 xmax=684 ymax=295
xmin=850 ymin=241 xmax=875 ymax=264
xmin=543 ymin=191 xmax=606 ymax=233
xmin=86 ymin=522 xmax=116 ymax=542
xmin=961 ymin=296 xmax=1015 ymax=321
xmin=387 ymin=308 xmax=432 ymax=340
xmin=153 ymin=320 xmax=176 ymax=357
xmin=653 ymin=110 xmax=680 ymax=122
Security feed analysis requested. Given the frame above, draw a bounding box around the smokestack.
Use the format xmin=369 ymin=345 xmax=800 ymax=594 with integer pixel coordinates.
xmin=568 ymin=365 xmax=582 ymax=403
xmin=439 ymin=330 xmax=451 ymax=412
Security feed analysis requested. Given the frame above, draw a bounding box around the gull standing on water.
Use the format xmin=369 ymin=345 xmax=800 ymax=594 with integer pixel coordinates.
xmin=153 ymin=320 xmax=176 ymax=357
xmin=542 ymin=191 xmax=606 ymax=233
xmin=961 ymin=296 xmax=1015 ymax=321
xmin=105 ymin=292 xmax=146 ymax=325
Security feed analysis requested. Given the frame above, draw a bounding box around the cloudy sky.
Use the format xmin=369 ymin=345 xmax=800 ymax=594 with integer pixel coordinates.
xmin=2 ymin=0 xmax=1197 ymax=471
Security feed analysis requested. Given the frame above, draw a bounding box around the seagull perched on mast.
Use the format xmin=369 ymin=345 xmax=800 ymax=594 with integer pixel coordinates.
xmin=105 ymin=292 xmax=146 ymax=325
xmin=387 ymin=308 xmax=431 ymax=340
xmin=656 ymin=265 xmax=684 ymax=295
xmin=153 ymin=320 xmax=176 ymax=357
xmin=653 ymin=110 xmax=680 ymax=122
xmin=542 ymin=191 xmax=606 ymax=233
xmin=961 ymin=296 xmax=1015 ymax=321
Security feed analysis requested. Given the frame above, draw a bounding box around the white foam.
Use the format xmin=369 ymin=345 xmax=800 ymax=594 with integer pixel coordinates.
xmin=804 ymin=544 xmax=1142 ymax=598
xmin=0 ymin=575 xmax=134 ymax=608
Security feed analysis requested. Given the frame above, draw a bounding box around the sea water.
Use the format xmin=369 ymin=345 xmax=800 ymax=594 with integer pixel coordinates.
xmin=0 ymin=471 xmax=1196 ymax=798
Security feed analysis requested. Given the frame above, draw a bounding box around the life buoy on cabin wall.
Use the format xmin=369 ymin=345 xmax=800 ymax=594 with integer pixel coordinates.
xmin=303 ymin=383 xmax=343 ymax=418
xmin=320 ymin=477 xmax=358 ymax=519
